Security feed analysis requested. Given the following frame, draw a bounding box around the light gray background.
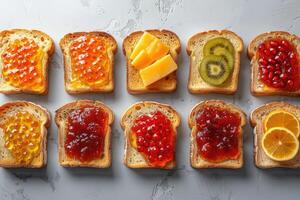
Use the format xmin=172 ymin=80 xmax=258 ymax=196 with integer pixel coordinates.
xmin=1 ymin=0 xmax=300 ymax=199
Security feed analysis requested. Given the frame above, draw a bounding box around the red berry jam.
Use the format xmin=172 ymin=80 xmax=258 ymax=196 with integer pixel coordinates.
xmin=195 ymin=106 xmax=241 ymax=162
xmin=257 ymin=39 xmax=300 ymax=91
xmin=131 ymin=111 xmax=175 ymax=167
xmin=65 ymin=107 xmax=108 ymax=162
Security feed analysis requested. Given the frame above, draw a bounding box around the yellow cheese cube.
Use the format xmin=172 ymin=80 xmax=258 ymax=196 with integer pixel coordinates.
xmin=140 ymin=55 xmax=177 ymax=86
xmin=130 ymin=32 xmax=156 ymax=60
xmin=131 ymin=50 xmax=152 ymax=69
xmin=146 ymin=38 xmax=169 ymax=62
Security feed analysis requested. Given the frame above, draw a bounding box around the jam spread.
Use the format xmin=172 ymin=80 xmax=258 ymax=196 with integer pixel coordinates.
xmin=195 ymin=106 xmax=241 ymax=162
xmin=131 ymin=111 xmax=175 ymax=167
xmin=69 ymin=35 xmax=110 ymax=87
xmin=258 ymin=39 xmax=300 ymax=91
xmin=1 ymin=38 xmax=43 ymax=90
xmin=65 ymin=106 xmax=108 ymax=162
xmin=0 ymin=111 xmax=41 ymax=164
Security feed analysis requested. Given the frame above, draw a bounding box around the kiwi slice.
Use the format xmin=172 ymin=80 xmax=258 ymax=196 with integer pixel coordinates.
xmin=203 ymin=37 xmax=234 ymax=56
xmin=213 ymin=48 xmax=234 ymax=72
xmin=199 ymin=55 xmax=231 ymax=86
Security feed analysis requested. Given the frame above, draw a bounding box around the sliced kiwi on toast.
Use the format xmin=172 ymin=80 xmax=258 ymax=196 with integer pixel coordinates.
xmin=213 ymin=48 xmax=234 ymax=71
xmin=199 ymin=55 xmax=231 ymax=86
xmin=203 ymin=37 xmax=234 ymax=56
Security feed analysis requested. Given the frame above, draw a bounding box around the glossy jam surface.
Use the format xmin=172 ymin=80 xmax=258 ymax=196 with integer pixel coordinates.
xmin=0 ymin=111 xmax=41 ymax=164
xmin=195 ymin=106 xmax=241 ymax=162
xmin=258 ymin=39 xmax=300 ymax=91
xmin=69 ymin=35 xmax=110 ymax=87
xmin=131 ymin=111 xmax=175 ymax=167
xmin=1 ymin=38 xmax=43 ymax=90
xmin=65 ymin=107 xmax=108 ymax=162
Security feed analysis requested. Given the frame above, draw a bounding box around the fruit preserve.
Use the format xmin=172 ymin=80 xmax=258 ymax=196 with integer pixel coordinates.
xmin=69 ymin=35 xmax=110 ymax=87
xmin=1 ymin=38 xmax=43 ymax=90
xmin=195 ymin=106 xmax=241 ymax=162
xmin=131 ymin=111 xmax=175 ymax=167
xmin=0 ymin=111 xmax=41 ymax=164
xmin=257 ymin=39 xmax=300 ymax=91
xmin=65 ymin=107 xmax=108 ymax=162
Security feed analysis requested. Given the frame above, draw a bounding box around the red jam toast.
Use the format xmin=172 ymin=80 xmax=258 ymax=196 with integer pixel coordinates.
xmin=60 ymin=32 xmax=117 ymax=93
xmin=120 ymin=101 xmax=180 ymax=169
xmin=189 ymin=100 xmax=246 ymax=168
xmin=248 ymin=31 xmax=300 ymax=96
xmin=55 ymin=100 xmax=114 ymax=168
xmin=0 ymin=29 xmax=54 ymax=94
xmin=0 ymin=101 xmax=50 ymax=168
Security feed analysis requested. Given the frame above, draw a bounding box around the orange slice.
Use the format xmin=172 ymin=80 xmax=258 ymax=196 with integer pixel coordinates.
xmin=262 ymin=127 xmax=299 ymax=161
xmin=263 ymin=109 xmax=299 ymax=137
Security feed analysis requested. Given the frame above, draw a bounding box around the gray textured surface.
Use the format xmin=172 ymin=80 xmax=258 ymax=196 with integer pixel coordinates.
xmin=1 ymin=0 xmax=300 ymax=199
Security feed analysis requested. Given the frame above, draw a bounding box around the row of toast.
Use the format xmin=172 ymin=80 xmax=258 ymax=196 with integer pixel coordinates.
xmin=1 ymin=29 xmax=300 ymax=96
xmin=0 ymin=100 xmax=299 ymax=169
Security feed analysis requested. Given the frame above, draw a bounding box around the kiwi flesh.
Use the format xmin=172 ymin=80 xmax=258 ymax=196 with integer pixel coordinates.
xmin=213 ymin=48 xmax=234 ymax=72
xmin=199 ymin=55 xmax=231 ymax=86
xmin=203 ymin=37 xmax=234 ymax=56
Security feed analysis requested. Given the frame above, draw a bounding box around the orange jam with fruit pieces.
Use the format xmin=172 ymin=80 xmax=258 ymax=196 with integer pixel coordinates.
xmin=1 ymin=38 xmax=43 ymax=90
xmin=69 ymin=35 xmax=110 ymax=87
xmin=0 ymin=111 xmax=41 ymax=164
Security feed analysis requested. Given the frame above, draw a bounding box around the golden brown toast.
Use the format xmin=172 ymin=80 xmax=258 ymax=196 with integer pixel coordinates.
xmin=55 ymin=100 xmax=114 ymax=168
xmin=123 ymin=29 xmax=181 ymax=94
xmin=189 ymin=100 xmax=246 ymax=168
xmin=60 ymin=31 xmax=117 ymax=93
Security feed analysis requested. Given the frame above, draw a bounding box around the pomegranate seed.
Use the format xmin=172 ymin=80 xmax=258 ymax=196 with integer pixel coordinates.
xmin=270 ymin=48 xmax=277 ymax=55
xmin=270 ymin=40 xmax=279 ymax=47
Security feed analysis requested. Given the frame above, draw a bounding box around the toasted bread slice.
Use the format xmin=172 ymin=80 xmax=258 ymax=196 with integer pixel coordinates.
xmin=189 ymin=100 xmax=246 ymax=168
xmin=248 ymin=31 xmax=300 ymax=96
xmin=55 ymin=100 xmax=113 ymax=168
xmin=187 ymin=30 xmax=243 ymax=94
xmin=60 ymin=32 xmax=117 ymax=94
xmin=123 ymin=30 xmax=181 ymax=94
xmin=250 ymin=101 xmax=300 ymax=168
xmin=0 ymin=101 xmax=50 ymax=168
xmin=0 ymin=29 xmax=54 ymax=94
xmin=120 ymin=101 xmax=180 ymax=169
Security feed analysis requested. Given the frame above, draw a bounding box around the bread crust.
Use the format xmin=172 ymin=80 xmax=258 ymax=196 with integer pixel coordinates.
xmin=0 ymin=101 xmax=50 ymax=168
xmin=186 ymin=30 xmax=244 ymax=95
xmin=188 ymin=100 xmax=246 ymax=169
xmin=248 ymin=31 xmax=300 ymax=96
xmin=0 ymin=29 xmax=55 ymax=95
xmin=250 ymin=101 xmax=300 ymax=168
xmin=59 ymin=31 xmax=117 ymax=94
xmin=122 ymin=29 xmax=181 ymax=94
xmin=120 ymin=101 xmax=180 ymax=169
xmin=55 ymin=100 xmax=114 ymax=168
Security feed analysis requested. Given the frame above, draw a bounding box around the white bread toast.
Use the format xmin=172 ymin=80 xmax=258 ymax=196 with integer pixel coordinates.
xmin=248 ymin=31 xmax=300 ymax=96
xmin=122 ymin=30 xmax=181 ymax=94
xmin=60 ymin=31 xmax=117 ymax=94
xmin=0 ymin=29 xmax=54 ymax=94
xmin=186 ymin=30 xmax=243 ymax=94
xmin=120 ymin=101 xmax=180 ymax=169
xmin=250 ymin=101 xmax=300 ymax=168
xmin=0 ymin=101 xmax=50 ymax=168
xmin=189 ymin=100 xmax=246 ymax=168
xmin=55 ymin=100 xmax=113 ymax=168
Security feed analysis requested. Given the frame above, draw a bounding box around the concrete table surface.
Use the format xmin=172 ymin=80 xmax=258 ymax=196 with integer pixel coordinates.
xmin=1 ymin=0 xmax=300 ymax=199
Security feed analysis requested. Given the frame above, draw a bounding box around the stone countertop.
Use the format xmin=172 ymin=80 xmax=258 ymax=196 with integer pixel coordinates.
xmin=1 ymin=0 xmax=300 ymax=199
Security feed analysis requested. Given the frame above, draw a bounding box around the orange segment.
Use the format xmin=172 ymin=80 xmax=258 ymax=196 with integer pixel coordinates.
xmin=264 ymin=109 xmax=299 ymax=137
xmin=131 ymin=50 xmax=152 ymax=69
xmin=262 ymin=127 xmax=299 ymax=161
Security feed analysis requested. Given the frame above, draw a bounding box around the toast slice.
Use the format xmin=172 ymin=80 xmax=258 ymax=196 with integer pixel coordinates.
xmin=248 ymin=31 xmax=300 ymax=96
xmin=0 ymin=101 xmax=50 ymax=168
xmin=189 ymin=100 xmax=246 ymax=168
xmin=123 ymin=30 xmax=181 ymax=94
xmin=120 ymin=101 xmax=180 ymax=169
xmin=187 ymin=30 xmax=243 ymax=94
xmin=0 ymin=29 xmax=54 ymax=94
xmin=250 ymin=101 xmax=300 ymax=168
xmin=55 ymin=100 xmax=113 ymax=168
xmin=60 ymin=31 xmax=117 ymax=93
